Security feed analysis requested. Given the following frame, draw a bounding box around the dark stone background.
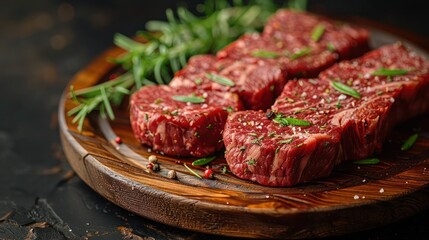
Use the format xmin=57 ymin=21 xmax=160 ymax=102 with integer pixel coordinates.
xmin=1 ymin=0 xmax=428 ymax=239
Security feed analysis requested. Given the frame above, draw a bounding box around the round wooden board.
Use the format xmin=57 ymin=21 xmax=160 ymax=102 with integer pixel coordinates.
xmin=59 ymin=29 xmax=429 ymax=239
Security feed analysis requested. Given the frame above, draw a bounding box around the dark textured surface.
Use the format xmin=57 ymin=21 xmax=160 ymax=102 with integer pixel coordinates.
xmin=0 ymin=0 xmax=428 ymax=239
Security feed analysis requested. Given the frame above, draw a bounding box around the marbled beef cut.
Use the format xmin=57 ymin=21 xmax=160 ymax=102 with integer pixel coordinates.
xmin=223 ymin=43 xmax=429 ymax=186
xmin=130 ymin=85 xmax=243 ymax=157
xmin=263 ymin=9 xmax=370 ymax=60
xmin=169 ymin=55 xmax=286 ymax=110
xmin=218 ymin=10 xmax=369 ymax=78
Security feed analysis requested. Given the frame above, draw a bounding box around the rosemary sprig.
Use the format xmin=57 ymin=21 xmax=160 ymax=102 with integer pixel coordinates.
xmin=353 ymin=158 xmax=380 ymax=165
xmin=67 ymin=0 xmax=307 ymax=131
xmin=290 ymin=47 xmax=312 ymax=60
xmin=206 ymin=73 xmax=235 ymax=87
xmin=251 ymin=50 xmax=281 ymax=58
xmin=172 ymin=95 xmax=205 ymax=104
xmin=401 ymin=133 xmax=419 ymax=151
xmin=192 ymin=156 xmax=216 ymax=166
xmin=331 ymin=81 xmax=361 ymax=99
xmin=311 ymin=24 xmax=325 ymax=42
xmin=273 ymin=113 xmax=311 ymax=127
xmin=372 ymin=67 xmax=409 ymax=77
xmin=67 ymin=73 xmax=134 ymax=131
xmin=184 ymin=163 xmax=202 ymax=179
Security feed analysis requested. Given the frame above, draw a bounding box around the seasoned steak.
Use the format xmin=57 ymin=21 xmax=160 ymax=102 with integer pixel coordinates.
xmin=223 ymin=110 xmax=341 ymax=186
xmin=170 ymin=55 xmax=286 ymax=110
xmin=263 ymin=9 xmax=369 ymax=60
xmin=223 ymin=43 xmax=429 ymax=186
xmin=319 ymin=43 xmax=429 ymax=160
xmin=130 ymin=85 xmax=243 ymax=157
xmin=218 ymin=10 xmax=369 ymax=78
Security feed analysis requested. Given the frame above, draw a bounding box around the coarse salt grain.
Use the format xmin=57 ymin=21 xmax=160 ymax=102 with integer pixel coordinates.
xmin=338 ymin=94 xmax=347 ymax=100
xmin=354 ymin=195 xmax=360 ymax=200
xmin=379 ymin=188 xmax=385 ymax=193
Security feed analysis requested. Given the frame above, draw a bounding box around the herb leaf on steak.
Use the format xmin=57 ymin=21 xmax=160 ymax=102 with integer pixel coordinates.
xmin=273 ymin=113 xmax=311 ymax=127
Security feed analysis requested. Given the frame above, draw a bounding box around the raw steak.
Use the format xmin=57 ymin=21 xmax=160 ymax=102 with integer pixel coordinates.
xmin=130 ymin=85 xmax=243 ymax=157
xmin=223 ymin=43 xmax=429 ymax=186
xmin=170 ymin=55 xmax=286 ymax=110
xmin=218 ymin=10 xmax=369 ymax=78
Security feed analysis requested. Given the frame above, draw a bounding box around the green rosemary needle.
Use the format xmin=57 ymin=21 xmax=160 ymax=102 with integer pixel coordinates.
xmin=273 ymin=113 xmax=311 ymax=127
xmin=401 ymin=133 xmax=419 ymax=151
xmin=331 ymin=81 xmax=361 ymax=99
xmin=353 ymin=158 xmax=380 ymax=165
xmin=192 ymin=156 xmax=216 ymax=166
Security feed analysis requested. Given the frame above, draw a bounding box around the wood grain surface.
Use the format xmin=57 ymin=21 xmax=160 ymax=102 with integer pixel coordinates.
xmin=59 ymin=29 xmax=429 ymax=239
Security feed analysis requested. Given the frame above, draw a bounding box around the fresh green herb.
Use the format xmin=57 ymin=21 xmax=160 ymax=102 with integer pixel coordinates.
xmin=401 ymin=133 xmax=419 ymax=151
xmin=251 ymin=50 xmax=281 ymax=58
xmin=221 ymin=166 xmax=228 ymax=174
xmin=331 ymin=81 xmax=361 ymax=99
xmin=290 ymin=47 xmax=312 ymax=60
xmin=247 ymin=159 xmax=256 ymax=166
xmin=194 ymin=78 xmax=203 ymax=85
xmin=268 ymin=131 xmax=276 ymax=138
xmin=67 ymin=73 xmax=134 ymax=132
xmin=327 ymin=42 xmax=336 ymax=52
xmin=353 ymin=158 xmax=380 ymax=165
xmin=194 ymin=131 xmax=200 ymax=138
xmin=270 ymin=85 xmax=275 ymax=91
xmin=192 ymin=156 xmax=216 ymax=166
xmin=100 ymin=86 xmax=114 ymax=120
xmin=68 ymin=0 xmax=283 ymax=131
xmin=225 ymin=106 xmax=234 ymax=113
xmin=273 ymin=113 xmax=311 ymax=127
xmin=372 ymin=67 xmax=409 ymax=77
xmin=248 ymin=133 xmax=258 ymax=137
xmin=144 ymin=113 xmax=149 ymax=122
xmin=335 ymin=100 xmax=342 ymax=109
xmin=309 ymin=107 xmax=318 ymax=111
xmin=239 ymin=146 xmax=246 ymax=151
xmin=278 ymin=138 xmax=293 ymax=144
xmin=172 ymin=95 xmax=205 ymax=103
xmin=206 ymin=73 xmax=235 ymax=87
xmin=206 ymin=124 xmax=213 ymax=129
xmin=170 ymin=110 xmax=179 ymax=116
xmin=311 ymin=24 xmax=325 ymax=42
xmin=275 ymin=146 xmax=280 ymax=154
xmin=184 ymin=163 xmax=202 ymax=179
